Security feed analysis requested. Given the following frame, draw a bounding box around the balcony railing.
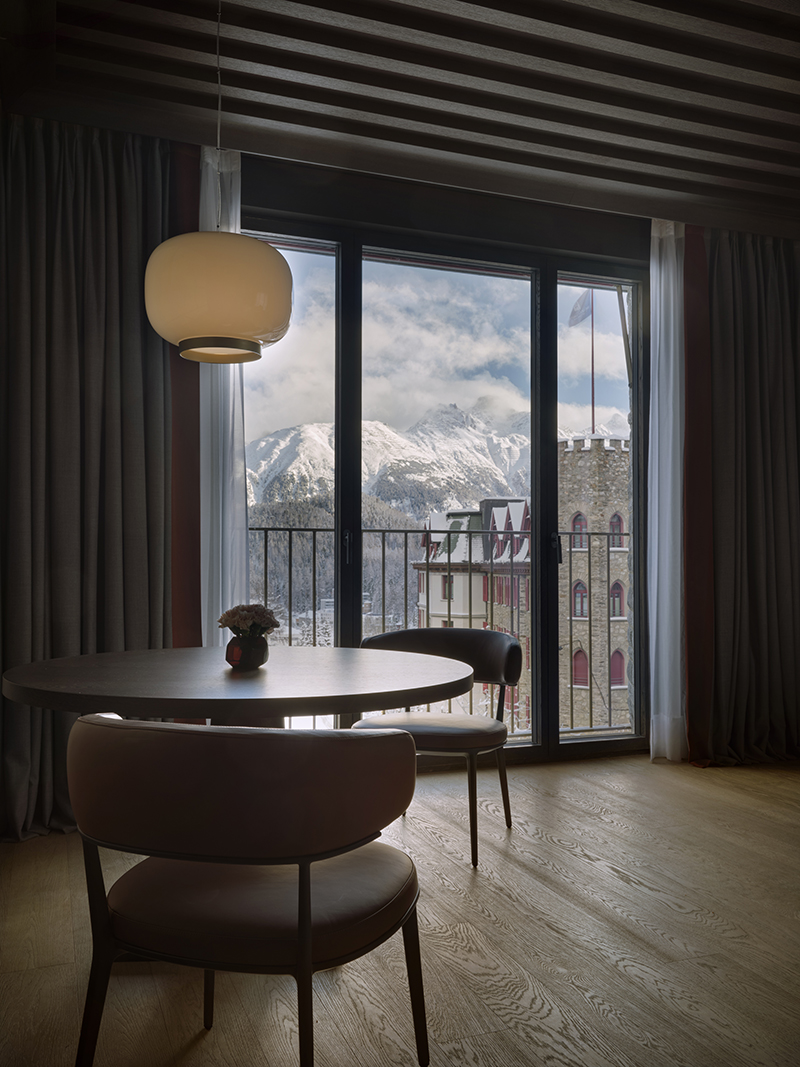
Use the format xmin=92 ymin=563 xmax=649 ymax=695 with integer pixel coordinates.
xmin=558 ymin=529 xmax=633 ymax=736
xmin=249 ymin=525 xmax=632 ymax=739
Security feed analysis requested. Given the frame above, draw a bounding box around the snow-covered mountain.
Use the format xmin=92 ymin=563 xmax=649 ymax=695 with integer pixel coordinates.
xmin=246 ymin=422 xmax=337 ymax=503
xmin=246 ymin=399 xmax=628 ymax=521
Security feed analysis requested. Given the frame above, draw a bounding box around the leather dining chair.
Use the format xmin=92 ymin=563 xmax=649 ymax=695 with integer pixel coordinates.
xmin=66 ymin=714 xmax=428 ymax=1067
xmin=353 ymin=627 xmax=522 ymax=867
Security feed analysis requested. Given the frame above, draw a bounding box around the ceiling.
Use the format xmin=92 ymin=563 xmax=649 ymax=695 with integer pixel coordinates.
xmin=3 ymin=0 xmax=800 ymax=236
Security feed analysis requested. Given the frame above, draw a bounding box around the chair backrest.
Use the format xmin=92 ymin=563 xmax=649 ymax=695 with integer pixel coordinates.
xmin=361 ymin=628 xmax=522 ymax=688
xmin=67 ymin=715 xmax=416 ymax=863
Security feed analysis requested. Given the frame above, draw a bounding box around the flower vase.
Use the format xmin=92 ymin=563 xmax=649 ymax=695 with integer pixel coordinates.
xmin=225 ymin=635 xmax=269 ymax=671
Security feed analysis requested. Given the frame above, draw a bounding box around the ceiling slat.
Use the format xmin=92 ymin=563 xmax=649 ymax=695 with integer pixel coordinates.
xmin=3 ymin=0 xmax=799 ymax=234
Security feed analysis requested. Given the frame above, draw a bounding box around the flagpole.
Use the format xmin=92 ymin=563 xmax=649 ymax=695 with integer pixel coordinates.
xmin=590 ymin=289 xmax=595 ymax=434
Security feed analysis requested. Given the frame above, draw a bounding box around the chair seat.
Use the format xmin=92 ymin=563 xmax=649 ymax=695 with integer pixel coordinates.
xmin=107 ymin=842 xmax=417 ymax=969
xmin=353 ymin=712 xmax=507 ymax=753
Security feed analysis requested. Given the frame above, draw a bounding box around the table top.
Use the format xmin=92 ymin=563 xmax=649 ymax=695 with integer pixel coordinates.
xmin=2 ymin=645 xmax=474 ymax=723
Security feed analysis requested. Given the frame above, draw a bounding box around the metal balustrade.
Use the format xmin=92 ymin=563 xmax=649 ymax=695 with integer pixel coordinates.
xmin=559 ymin=529 xmax=633 ymax=736
xmin=248 ymin=524 xmax=633 ymax=739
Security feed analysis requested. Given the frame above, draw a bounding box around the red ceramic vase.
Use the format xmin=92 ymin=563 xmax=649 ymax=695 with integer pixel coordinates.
xmin=225 ymin=635 xmax=269 ymax=670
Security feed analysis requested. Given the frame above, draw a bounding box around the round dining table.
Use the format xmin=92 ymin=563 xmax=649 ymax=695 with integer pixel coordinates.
xmin=1 ymin=644 xmax=474 ymax=726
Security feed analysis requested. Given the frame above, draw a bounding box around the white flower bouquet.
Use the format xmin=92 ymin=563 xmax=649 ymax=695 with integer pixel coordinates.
xmin=218 ymin=604 xmax=280 ymax=639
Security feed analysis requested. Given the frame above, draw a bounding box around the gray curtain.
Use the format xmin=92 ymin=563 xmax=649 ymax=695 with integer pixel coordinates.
xmin=0 ymin=116 xmax=172 ymax=838
xmin=689 ymin=230 xmax=800 ymax=764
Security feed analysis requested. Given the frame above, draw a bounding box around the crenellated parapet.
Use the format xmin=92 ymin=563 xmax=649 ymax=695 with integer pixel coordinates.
xmin=562 ymin=434 xmax=629 ymax=452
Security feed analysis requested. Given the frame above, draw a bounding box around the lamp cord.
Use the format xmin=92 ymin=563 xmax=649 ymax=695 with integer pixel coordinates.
xmin=215 ymin=0 xmax=222 ymax=230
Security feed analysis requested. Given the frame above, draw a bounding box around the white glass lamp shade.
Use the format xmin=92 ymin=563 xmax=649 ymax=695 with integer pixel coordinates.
xmin=144 ymin=231 xmax=292 ymax=362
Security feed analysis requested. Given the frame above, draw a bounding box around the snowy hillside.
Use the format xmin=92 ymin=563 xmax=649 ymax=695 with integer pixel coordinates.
xmin=246 ymin=399 xmax=629 ymax=521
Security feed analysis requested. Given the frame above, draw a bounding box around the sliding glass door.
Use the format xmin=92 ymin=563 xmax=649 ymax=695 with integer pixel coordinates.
xmin=242 ymin=226 xmax=646 ymax=755
xmin=556 ymin=276 xmax=638 ymax=742
xmin=243 ymin=238 xmax=337 ymax=726
xmin=360 ymin=249 xmax=535 ymax=740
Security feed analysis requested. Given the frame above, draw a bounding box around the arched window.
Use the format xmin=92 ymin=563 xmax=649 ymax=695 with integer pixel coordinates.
xmin=609 ymin=513 xmax=624 ymax=548
xmin=610 ymin=650 xmax=625 ymax=686
xmin=573 ymin=650 xmax=588 ymax=687
xmin=573 ymin=581 xmax=588 ymax=617
xmin=572 ymin=512 xmax=588 ymax=549
xmin=610 ymin=581 xmax=624 ymax=617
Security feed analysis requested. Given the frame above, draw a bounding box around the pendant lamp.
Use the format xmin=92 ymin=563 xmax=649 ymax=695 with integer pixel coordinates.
xmin=143 ymin=0 xmax=292 ymax=364
xmin=144 ymin=231 xmax=292 ymax=363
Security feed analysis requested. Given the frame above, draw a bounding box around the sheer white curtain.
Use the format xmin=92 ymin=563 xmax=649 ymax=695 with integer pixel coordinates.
xmin=198 ymin=148 xmax=250 ymax=646
xmin=648 ymin=220 xmax=688 ymax=760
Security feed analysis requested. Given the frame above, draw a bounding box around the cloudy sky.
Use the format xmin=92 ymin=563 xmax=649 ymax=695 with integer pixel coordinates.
xmin=244 ymin=249 xmax=337 ymax=439
xmin=243 ymin=249 xmax=630 ymax=441
xmin=362 ymin=260 xmax=530 ymax=429
xmin=557 ymin=284 xmax=631 ymax=432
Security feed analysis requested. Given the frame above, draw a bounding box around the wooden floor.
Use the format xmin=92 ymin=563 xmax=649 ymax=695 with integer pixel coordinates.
xmin=2 ymin=754 xmax=799 ymax=1067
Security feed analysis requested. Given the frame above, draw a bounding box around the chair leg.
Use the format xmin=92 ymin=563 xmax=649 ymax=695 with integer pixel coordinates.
xmin=203 ymin=969 xmax=215 ymax=1029
xmin=466 ymin=752 xmax=479 ymax=867
xmin=402 ymin=907 xmax=430 ymax=1067
xmin=297 ymin=861 xmax=315 ymax=1067
xmin=496 ymin=747 xmax=512 ymax=828
xmin=296 ymin=968 xmax=314 ymax=1067
xmin=75 ymin=944 xmax=115 ymax=1067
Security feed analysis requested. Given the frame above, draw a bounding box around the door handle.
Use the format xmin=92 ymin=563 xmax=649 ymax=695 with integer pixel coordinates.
xmin=551 ymin=532 xmax=563 ymax=564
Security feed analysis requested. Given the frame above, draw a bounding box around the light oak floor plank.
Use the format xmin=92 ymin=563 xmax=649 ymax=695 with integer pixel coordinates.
xmin=1 ymin=754 xmax=798 ymax=1066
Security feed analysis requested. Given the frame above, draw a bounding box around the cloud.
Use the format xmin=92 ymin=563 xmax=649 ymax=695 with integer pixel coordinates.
xmin=247 ymin=259 xmax=635 ymax=440
xmin=557 ymin=402 xmax=628 ymax=434
xmin=244 ymin=260 xmax=337 ymax=440
xmin=245 ymin=257 xmax=533 ymax=439
xmin=361 ymin=266 xmax=530 ymax=427
xmin=557 ymin=323 xmax=628 ymax=384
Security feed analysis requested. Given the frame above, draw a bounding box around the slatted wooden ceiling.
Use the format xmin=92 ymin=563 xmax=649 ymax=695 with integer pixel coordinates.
xmin=3 ymin=0 xmax=799 ymax=235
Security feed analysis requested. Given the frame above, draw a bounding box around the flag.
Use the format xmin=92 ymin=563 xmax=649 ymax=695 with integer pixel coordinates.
xmin=568 ymin=289 xmax=591 ymax=327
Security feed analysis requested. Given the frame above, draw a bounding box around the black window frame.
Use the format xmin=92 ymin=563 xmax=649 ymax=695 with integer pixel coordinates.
xmin=241 ymin=155 xmax=650 ymax=761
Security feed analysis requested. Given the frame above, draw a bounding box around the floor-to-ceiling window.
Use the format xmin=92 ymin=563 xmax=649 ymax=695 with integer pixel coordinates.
xmin=244 ymin=238 xmax=337 ymax=726
xmin=556 ymin=276 xmax=638 ymax=741
xmin=360 ymin=249 xmax=533 ymax=736
xmin=241 ymin=158 xmax=649 ymax=758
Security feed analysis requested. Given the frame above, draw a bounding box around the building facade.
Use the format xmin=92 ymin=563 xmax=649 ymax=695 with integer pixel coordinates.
xmin=413 ymin=431 xmax=631 ymax=738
